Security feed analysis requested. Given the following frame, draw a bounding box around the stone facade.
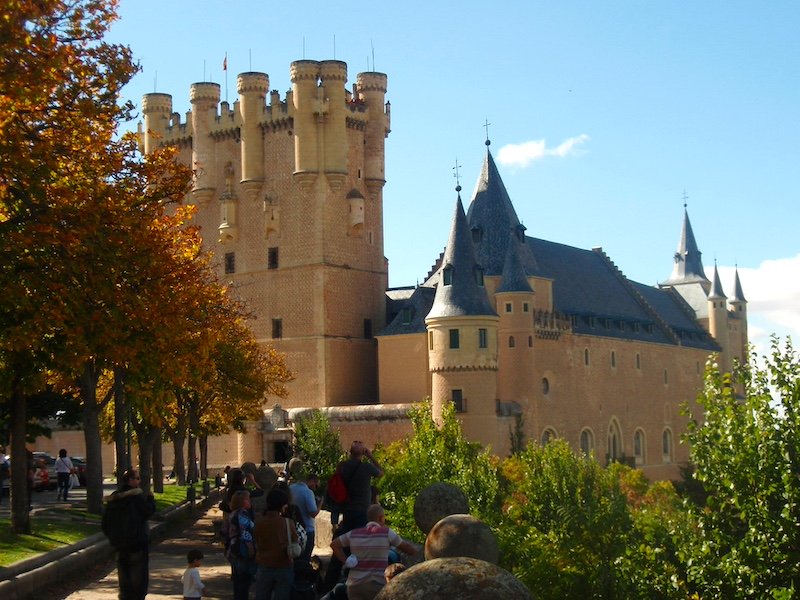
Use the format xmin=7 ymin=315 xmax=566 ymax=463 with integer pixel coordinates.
xmin=37 ymin=57 xmax=746 ymax=481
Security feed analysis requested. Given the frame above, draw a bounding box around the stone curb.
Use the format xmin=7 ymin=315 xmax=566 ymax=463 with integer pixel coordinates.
xmin=0 ymin=489 xmax=221 ymax=600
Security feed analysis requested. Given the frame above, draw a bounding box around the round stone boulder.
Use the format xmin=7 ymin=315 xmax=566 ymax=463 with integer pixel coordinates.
xmin=374 ymin=557 xmax=531 ymax=600
xmin=424 ymin=514 xmax=499 ymax=564
xmin=413 ymin=482 xmax=469 ymax=534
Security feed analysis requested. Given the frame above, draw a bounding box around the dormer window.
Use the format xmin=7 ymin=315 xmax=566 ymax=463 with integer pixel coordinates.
xmin=473 ymin=265 xmax=484 ymax=286
xmin=400 ymin=307 xmax=413 ymax=325
xmin=443 ymin=264 xmax=454 ymax=286
xmin=471 ymin=226 xmax=482 ymax=244
xmin=515 ymin=223 xmax=527 ymax=242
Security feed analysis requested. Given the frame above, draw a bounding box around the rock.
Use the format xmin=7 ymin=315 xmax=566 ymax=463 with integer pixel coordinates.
xmin=374 ymin=557 xmax=532 ymax=599
xmin=424 ymin=514 xmax=499 ymax=564
xmin=413 ymin=482 xmax=469 ymax=534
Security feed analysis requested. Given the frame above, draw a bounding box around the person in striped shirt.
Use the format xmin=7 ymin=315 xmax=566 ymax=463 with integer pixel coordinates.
xmin=330 ymin=504 xmax=417 ymax=600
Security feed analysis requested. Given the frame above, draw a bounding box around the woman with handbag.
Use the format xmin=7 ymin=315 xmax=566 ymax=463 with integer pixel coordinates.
xmin=55 ymin=449 xmax=75 ymax=501
xmin=253 ymin=488 xmax=300 ymax=600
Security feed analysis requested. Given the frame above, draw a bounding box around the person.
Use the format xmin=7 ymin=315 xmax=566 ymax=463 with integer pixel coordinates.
xmin=182 ymin=549 xmax=205 ymax=600
xmin=384 ymin=562 xmax=406 ymax=583
xmin=290 ymin=473 xmax=322 ymax=561
xmin=55 ymin=449 xmax=75 ymax=501
xmin=331 ymin=504 xmax=417 ymax=600
xmin=221 ymin=467 xmax=264 ymax=516
xmin=255 ymin=459 xmax=278 ymax=491
xmin=253 ymin=488 xmax=298 ymax=600
xmin=102 ymin=469 xmax=156 ymax=600
xmin=322 ymin=441 xmax=383 ymax=592
xmin=226 ymin=490 xmax=257 ymax=600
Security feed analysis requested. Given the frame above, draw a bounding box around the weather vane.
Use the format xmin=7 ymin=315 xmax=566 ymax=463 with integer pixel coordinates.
xmin=682 ymin=189 xmax=688 ymax=209
xmin=453 ymin=159 xmax=462 ymax=193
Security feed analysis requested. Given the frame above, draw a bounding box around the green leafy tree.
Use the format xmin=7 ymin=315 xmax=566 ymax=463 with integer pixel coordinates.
xmin=497 ymin=439 xmax=636 ymax=599
xmin=292 ymin=410 xmax=345 ymax=481
xmin=377 ymin=399 xmax=500 ymax=542
xmin=681 ymin=338 xmax=800 ymax=598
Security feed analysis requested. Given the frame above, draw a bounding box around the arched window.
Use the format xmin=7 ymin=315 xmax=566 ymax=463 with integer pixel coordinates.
xmin=611 ymin=351 xmax=616 ymax=368
xmin=584 ymin=348 xmax=590 ymax=365
xmin=662 ymin=429 xmax=673 ymax=463
xmin=473 ymin=265 xmax=484 ymax=286
xmin=528 ymin=335 xmax=533 ymax=347
xmin=580 ymin=429 xmax=594 ymax=455
xmin=509 ymin=336 xmax=515 ymax=348
xmin=634 ymin=429 xmax=645 ymax=465
xmin=608 ymin=420 xmax=622 ymax=463
xmin=541 ymin=428 xmax=556 ymax=445
xmin=541 ymin=377 xmax=550 ymax=395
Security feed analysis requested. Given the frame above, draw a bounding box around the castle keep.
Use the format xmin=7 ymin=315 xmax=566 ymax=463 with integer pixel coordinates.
xmin=131 ymin=58 xmax=747 ymax=480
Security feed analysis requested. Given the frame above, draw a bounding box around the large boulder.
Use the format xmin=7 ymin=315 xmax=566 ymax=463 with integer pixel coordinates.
xmin=374 ymin=557 xmax=532 ymax=599
xmin=413 ymin=482 xmax=469 ymax=534
xmin=424 ymin=514 xmax=499 ymax=564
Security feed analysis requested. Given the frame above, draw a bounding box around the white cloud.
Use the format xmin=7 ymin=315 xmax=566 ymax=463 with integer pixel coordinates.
xmin=718 ymin=254 xmax=800 ymax=356
xmin=496 ymin=134 xmax=590 ymax=168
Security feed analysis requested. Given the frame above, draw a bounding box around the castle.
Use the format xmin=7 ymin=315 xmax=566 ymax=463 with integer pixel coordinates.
xmin=130 ymin=58 xmax=747 ymax=480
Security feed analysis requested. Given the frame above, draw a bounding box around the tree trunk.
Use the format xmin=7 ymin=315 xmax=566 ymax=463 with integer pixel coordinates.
xmin=113 ymin=376 xmax=128 ymax=479
xmin=173 ymin=434 xmax=186 ymax=486
xmin=9 ymin=372 xmax=30 ymax=534
xmin=199 ymin=434 xmax=208 ymax=480
xmin=134 ymin=421 xmax=159 ymax=496
xmin=187 ymin=400 xmax=198 ymax=482
xmin=79 ymin=360 xmax=105 ymax=515
xmin=151 ymin=430 xmax=163 ymax=493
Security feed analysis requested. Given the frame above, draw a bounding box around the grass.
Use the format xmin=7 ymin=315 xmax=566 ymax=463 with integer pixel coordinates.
xmin=0 ymin=481 xmax=212 ymax=567
xmin=0 ymin=509 xmax=101 ymax=567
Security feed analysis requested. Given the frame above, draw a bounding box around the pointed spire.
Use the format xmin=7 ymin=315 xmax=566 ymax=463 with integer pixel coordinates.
xmin=427 ymin=194 xmax=496 ymax=319
xmin=497 ymin=230 xmax=534 ymax=293
xmin=466 ymin=147 xmax=538 ymax=276
xmin=662 ymin=206 xmax=709 ymax=285
xmin=708 ymin=262 xmax=727 ymax=300
xmin=732 ymin=267 xmax=747 ymax=303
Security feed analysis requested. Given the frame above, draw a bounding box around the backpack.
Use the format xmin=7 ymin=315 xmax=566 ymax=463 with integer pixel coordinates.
xmin=327 ymin=471 xmax=348 ymax=504
xmin=224 ymin=509 xmax=256 ymax=562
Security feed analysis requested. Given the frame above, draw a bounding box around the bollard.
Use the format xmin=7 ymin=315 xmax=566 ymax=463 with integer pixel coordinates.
xmin=187 ymin=485 xmax=196 ymax=503
xmin=202 ymin=480 xmax=211 ymax=496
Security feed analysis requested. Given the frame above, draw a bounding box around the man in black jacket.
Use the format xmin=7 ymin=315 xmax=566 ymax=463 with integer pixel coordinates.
xmin=102 ymin=469 xmax=156 ymax=600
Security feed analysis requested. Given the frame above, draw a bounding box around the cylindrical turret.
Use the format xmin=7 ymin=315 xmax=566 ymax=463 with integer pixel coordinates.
xmin=290 ymin=60 xmax=320 ymax=176
xmin=141 ymin=93 xmax=173 ymax=155
xmin=356 ymin=72 xmax=388 ymax=194
xmin=319 ymin=61 xmax=348 ymax=178
xmin=237 ymin=72 xmax=268 ymax=186
xmin=189 ymin=82 xmax=221 ymax=203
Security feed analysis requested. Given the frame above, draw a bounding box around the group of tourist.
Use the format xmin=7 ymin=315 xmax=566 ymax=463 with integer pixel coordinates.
xmin=99 ymin=439 xmax=416 ymax=600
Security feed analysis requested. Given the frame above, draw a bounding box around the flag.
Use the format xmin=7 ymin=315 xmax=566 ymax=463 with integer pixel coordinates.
xmin=223 ymin=54 xmax=227 ymax=71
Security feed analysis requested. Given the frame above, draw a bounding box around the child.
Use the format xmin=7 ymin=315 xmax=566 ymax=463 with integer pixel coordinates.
xmin=182 ymin=549 xmax=205 ymax=600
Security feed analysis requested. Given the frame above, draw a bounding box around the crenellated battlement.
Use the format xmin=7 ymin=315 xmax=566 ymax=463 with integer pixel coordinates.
xmin=189 ymin=82 xmax=221 ymax=107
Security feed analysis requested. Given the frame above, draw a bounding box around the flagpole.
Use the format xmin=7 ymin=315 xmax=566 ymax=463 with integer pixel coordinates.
xmin=224 ymin=52 xmax=228 ymax=102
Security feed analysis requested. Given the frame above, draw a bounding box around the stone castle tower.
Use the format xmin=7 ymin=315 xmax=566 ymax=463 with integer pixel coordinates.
xmin=139 ymin=60 xmax=390 ymax=407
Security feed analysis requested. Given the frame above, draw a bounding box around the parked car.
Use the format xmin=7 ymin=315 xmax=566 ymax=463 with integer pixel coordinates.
xmin=71 ymin=456 xmax=87 ymax=486
xmin=32 ymin=452 xmax=58 ymax=491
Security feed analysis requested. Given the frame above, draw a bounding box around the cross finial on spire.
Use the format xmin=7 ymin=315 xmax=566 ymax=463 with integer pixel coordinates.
xmin=682 ymin=189 xmax=688 ymax=209
xmin=483 ymin=118 xmax=491 ymax=146
xmin=453 ymin=158 xmax=462 ymax=193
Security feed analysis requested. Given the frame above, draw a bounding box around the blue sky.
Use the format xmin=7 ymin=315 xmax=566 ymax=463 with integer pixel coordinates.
xmin=108 ymin=1 xmax=799 ymax=356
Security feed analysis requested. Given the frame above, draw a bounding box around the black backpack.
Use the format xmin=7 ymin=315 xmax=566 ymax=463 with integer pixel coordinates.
xmin=102 ymin=497 xmax=137 ymax=550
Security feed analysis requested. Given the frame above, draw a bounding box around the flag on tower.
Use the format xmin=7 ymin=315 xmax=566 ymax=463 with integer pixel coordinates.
xmin=223 ymin=53 xmax=227 ymax=71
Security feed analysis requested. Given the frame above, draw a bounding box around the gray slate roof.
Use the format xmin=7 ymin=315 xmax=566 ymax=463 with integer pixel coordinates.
xmin=380 ymin=148 xmax=719 ymax=351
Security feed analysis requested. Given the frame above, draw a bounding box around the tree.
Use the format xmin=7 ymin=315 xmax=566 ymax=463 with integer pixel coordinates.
xmin=0 ymin=0 xmax=139 ymax=529
xmin=681 ymin=338 xmax=800 ymax=598
xmin=377 ymin=400 xmax=500 ymax=542
xmin=292 ymin=410 xmax=345 ymax=481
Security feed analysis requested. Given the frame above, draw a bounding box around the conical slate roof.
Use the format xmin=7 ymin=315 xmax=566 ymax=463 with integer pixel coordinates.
xmin=708 ymin=264 xmax=727 ymax=300
xmin=426 ymin=195 xmax=497 ymax=319
xmin=497 ymin=231 xmax=534 ymax=293
xmin=466 ymin=149 xmax=538 ymax=276
xmin=662 ymin=208 xmax=709 ymax=285
xmin=732 ymin=268 xmax=747 ymax=303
